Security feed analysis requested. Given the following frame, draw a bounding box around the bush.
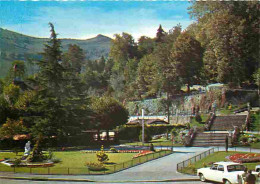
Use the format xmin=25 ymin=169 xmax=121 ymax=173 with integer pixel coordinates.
xmin=96 ymin=145 xmax=109 ymax=163
xmin=110 ymin=148 xmax=118 ymax=153
xmin=51 ymin=157 xmax=61 ymax=163
xmin=139 ymin=129 xmax=152 ymax=143
xmin=86 ymin=162 xmax=106 ymax=171
xmin=12 ymin=158 xmax=22 ymax=167
xmin=195 ymin=114 xmax=202 ymax=123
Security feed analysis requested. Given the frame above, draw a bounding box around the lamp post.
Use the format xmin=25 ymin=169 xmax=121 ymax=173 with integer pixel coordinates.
xmin=142 ymin=109 xmax=144 ymax=146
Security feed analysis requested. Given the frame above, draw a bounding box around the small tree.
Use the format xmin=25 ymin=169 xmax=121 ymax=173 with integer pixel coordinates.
xmin=96 ymin=145 xmax=109 ymax=163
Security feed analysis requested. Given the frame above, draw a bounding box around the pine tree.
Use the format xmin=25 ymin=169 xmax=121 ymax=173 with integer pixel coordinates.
xmin=155 ymin=24 xmax=166 ymax=43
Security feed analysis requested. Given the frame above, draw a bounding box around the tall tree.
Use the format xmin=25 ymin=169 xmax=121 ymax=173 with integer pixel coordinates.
xmin=188 ymin=1 xmax=259 ymax=85
xmin=155 ymin=24 xmax=166 ymax=43
xmin=138 ymin=36 xmax=155 ymax=57
xmin=5 ymin=60 xmax=26 ymax=84
xmin=62 ymin=44 xmax=85 ymax=74
xmin=90 ymin=96 xmax=128 ymax=141
xmin=109 ymin=33 xmax=139 ymax=72
xmin=171 ymin=32 xmax=203 ymax=93
xmin=30 ymin=23 xmax=65 ymax=138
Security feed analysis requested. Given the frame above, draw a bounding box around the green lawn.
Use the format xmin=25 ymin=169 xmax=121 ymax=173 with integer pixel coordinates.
xmin=190 ymin=113 xmax=209 ymax=128
xmin=0 ymin=150 xmax=172 ymax=174
xmin=180 ymin=151 xmax=260 ymax=175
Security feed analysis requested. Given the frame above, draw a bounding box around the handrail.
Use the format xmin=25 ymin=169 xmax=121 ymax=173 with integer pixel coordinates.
xmin=176 ymin=147 xmax=219 ymax=172
xmin=204 ymin=113 xmax=215 ymax=131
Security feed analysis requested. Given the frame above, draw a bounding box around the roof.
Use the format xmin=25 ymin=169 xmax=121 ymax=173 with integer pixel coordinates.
xmin=13 ymin=134 xmax=30 ymax=140
xmin=213 ymin=162 xmax=242 ymax=166
xmin=126 ymin=119 xmax=169 ymax=125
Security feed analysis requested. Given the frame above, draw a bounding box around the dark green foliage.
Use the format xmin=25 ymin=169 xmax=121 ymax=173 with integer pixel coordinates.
xmin=28 ymin=135 xmax=45 ymax=162
xmin=28 ymin=23 xmax=92 ymax=141
xmin=188 ymin=1 xmax=259 ymax=86
xmin=171 ymin=32 xmax=203 ymax=93
xmin=156 ymin=24 xmax=166 ymax=43
xmin=195 ymin=114 xmax=202 ymax=123
xmin=149 ymin=143 xmax=155 ymax=152
xmin=90 ymin=96 xmax=129 ymax=140
xmin=139 ymin=127 xmax=152 ymax=143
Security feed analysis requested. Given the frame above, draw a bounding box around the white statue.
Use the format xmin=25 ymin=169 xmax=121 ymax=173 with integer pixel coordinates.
xmin=24 ymin=141 xmax=31 ymax=156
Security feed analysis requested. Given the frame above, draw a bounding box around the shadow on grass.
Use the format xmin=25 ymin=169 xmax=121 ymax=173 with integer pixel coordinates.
xmin=104 ymin=162 xmax=116 ymax=165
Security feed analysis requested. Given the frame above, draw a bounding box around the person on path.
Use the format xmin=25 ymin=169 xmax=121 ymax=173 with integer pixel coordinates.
xmin=225 ymin=136 xmax=228 ymax=152
xmin=245 ymin=170 xmax=256 ymax=184
xmin=240 ymin=167 xmax=248 ymax=184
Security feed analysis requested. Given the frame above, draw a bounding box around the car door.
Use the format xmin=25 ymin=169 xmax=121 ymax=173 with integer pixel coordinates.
xmin=206 ymin=164 xmax=219 ymax=181
xmin=215 ymin=165 xmax=225 ymax=183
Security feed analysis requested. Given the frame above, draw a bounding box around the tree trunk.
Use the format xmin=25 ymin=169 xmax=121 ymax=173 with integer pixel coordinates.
xmin=106 ymin=129 xmax=110 ymax=141
xmin=97 ymin=129 xmax=101 ymax=141
xmin=187 ymin=83 xmax=190 ymax=94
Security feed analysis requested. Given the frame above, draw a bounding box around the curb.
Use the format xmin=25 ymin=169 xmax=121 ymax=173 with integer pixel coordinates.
xmin=0 ymin=176 xmax=200 ymax=183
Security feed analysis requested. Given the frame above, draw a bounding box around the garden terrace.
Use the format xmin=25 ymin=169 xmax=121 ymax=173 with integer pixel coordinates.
xmin=210 ymin=115 xmax=247 ymax=131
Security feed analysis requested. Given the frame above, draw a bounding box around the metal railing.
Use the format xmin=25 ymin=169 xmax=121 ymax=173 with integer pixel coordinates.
xmin=176 ymin=147 xmax=219 ymax=172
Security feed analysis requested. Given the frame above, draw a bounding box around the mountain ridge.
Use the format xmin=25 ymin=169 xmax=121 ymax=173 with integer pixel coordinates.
xmin=0 ymin=28 xmax=112 ymax=78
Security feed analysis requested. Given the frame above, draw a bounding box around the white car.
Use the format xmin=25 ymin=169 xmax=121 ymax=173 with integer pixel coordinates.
xmin=197 ymin=162 xmax=246 ymax=184
xmin=256 ymin=165 xmax=260 ymax=172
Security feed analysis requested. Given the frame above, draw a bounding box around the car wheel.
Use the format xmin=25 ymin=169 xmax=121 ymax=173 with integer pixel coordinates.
xmin=223 ymin=179 xmax=231 ymax=184
xmin=199 ymin=173 xmax=206 ymax=182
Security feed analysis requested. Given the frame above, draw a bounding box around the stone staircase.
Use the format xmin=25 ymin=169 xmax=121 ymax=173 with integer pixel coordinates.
xmin=192 ymin=132 xmax=232 ymax=147
xmin=210 ymin=115 xmax=247 ymax=131
xmin=191 ymin=114 xmax=247 ymax=147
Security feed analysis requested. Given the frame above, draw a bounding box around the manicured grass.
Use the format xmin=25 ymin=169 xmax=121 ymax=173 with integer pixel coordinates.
xmin=0 ymin=150 xmax=172 ymax=174
xmin=180 ymin=151 xmax=260 ymax=175
xmin=190 ymin=114 xmax=209 ymax=128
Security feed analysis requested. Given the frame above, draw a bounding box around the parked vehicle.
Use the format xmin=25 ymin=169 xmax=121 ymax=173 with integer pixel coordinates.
xmin=197 ymin=162 xmax=246 ymax=184
xmin=256 ymin=165 xmax=260 ymax=172
xmin=197 ymin=161 xmax=260 ymax=184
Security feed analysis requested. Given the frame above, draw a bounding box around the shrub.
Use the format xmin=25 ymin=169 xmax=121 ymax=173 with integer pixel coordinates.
xmin=86 ymin=162 xmax=106 ymax=171
xmin=149 ymin=143 xmax=155 ymax=152
xmin=51 ymin=157 xmax=61 ymax=163
xmin=195 ymin=114 xmax=202 ymax=123
xmin=139 ymin=128 xmax=152 ymax=143
xmin=96 ymin=145 xmax=109 ymax=163
xmin=12 ymin=158 xmax=22 ymax=167
xmin=110 ymin=148 xmax=118 ymax=153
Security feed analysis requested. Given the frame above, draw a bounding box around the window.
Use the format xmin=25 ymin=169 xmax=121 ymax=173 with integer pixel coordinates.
xmin=211 ymin=164 xmax=218 ymax=170
xmin=218 ymin=165 xmax=224 ymax=171
xmin=227 ymin=165 xmax=245 ymax=172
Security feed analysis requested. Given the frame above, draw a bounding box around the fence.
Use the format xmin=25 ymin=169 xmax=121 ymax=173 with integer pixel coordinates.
xmin=0 ymin=150 xmax=172 ymax=175
xmin=176 ymin=147 xmax=219 ymax=172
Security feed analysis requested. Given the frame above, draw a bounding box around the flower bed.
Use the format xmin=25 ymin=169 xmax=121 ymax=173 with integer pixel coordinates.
xmin=227 ymin=153 xmax=260 ymax=163
xmin=85 ymin=150 xmax=142 ymax=153
xmin=133 ymin=150 xmax=154 ymax=159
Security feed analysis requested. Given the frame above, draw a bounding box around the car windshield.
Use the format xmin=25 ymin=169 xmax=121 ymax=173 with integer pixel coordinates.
xmin=227 ymin=165 xmax=245 ymax=172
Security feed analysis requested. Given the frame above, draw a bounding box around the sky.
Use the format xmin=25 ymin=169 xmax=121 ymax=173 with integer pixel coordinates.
xmin=0 ymin=1 xmax=194 ymax=40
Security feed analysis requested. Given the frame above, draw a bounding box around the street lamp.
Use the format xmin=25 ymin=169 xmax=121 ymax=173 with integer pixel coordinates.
xmin=142 ymin=109 xmax=145 ymax=146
